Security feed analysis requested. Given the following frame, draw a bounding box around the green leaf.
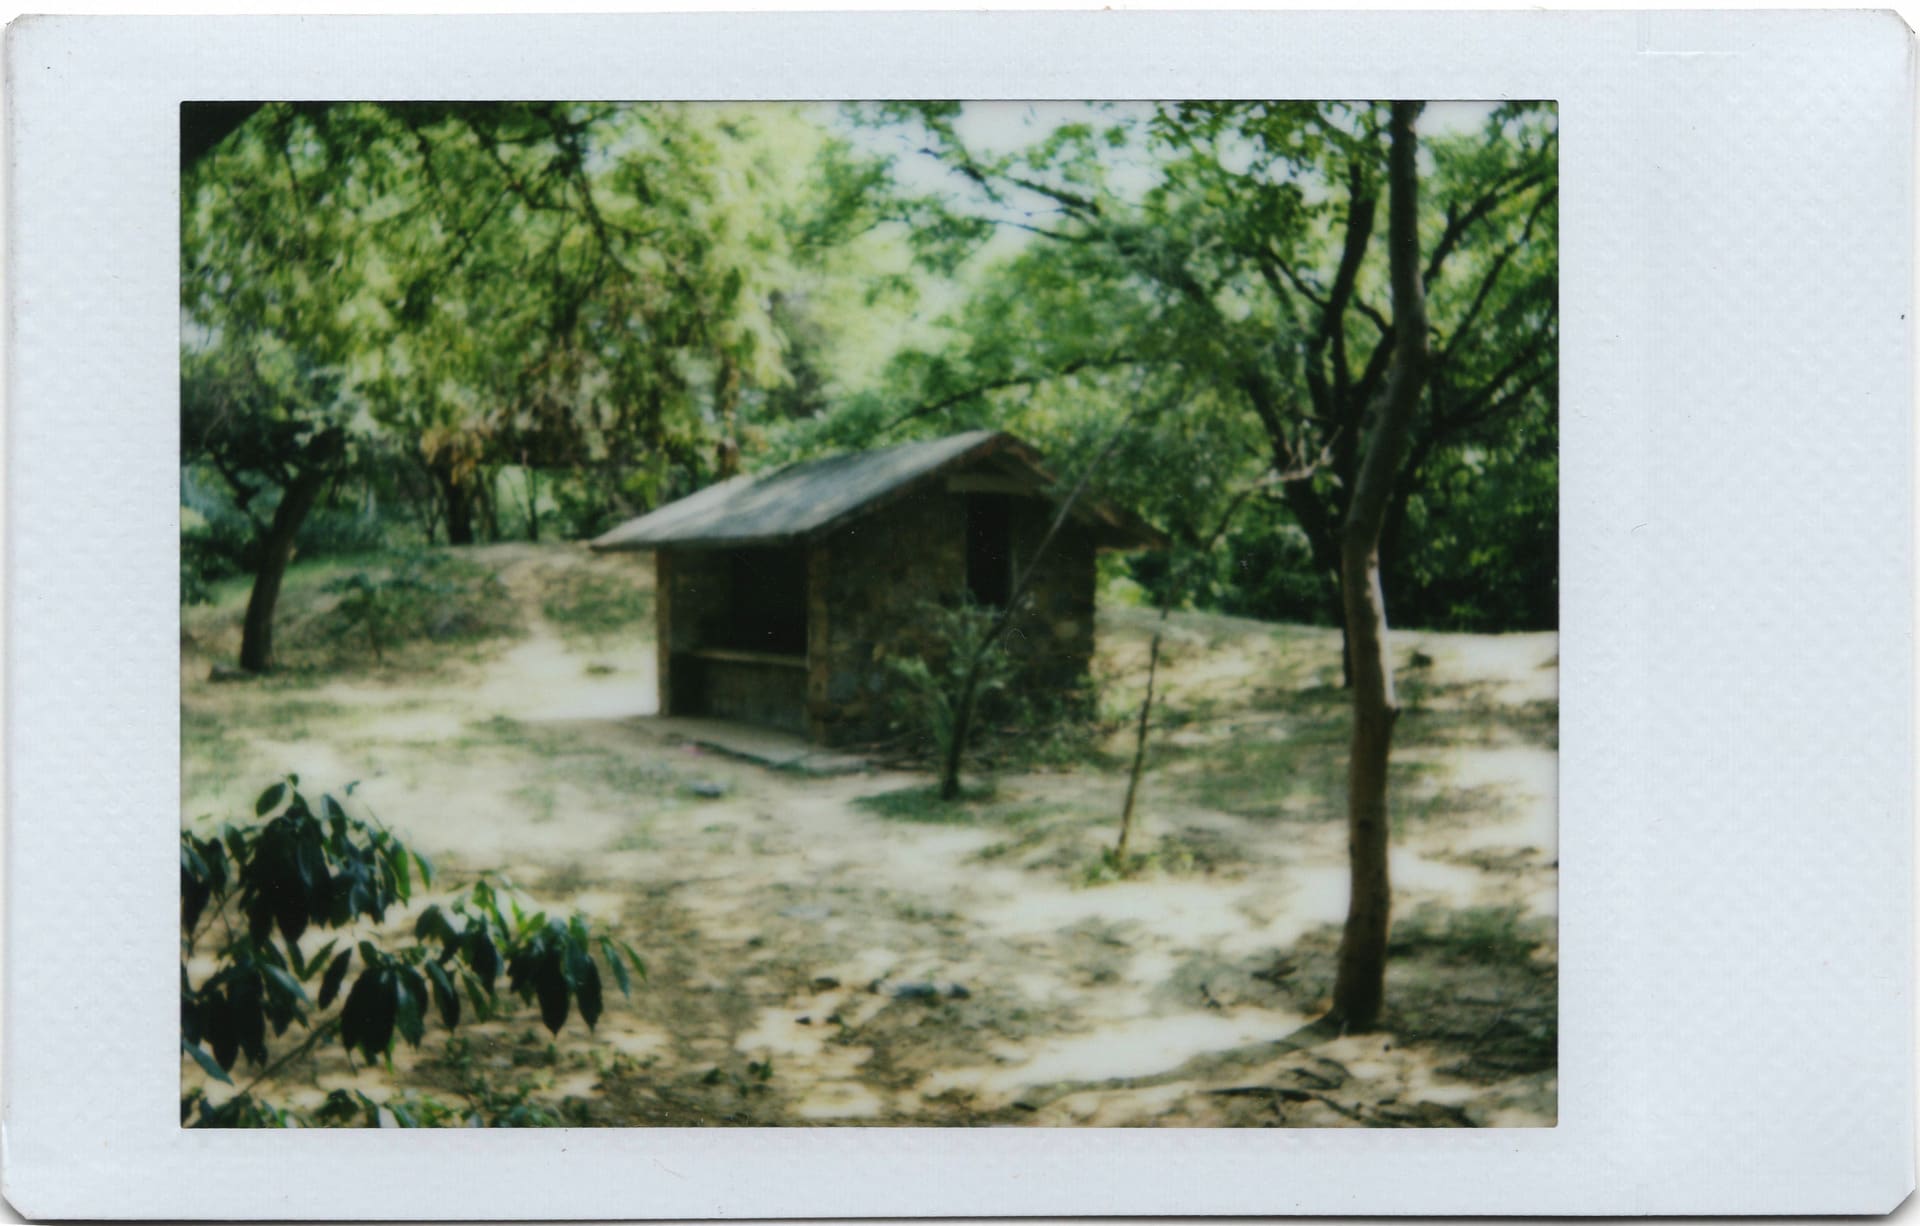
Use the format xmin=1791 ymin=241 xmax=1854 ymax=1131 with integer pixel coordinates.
xmin=300 ymin=939 xmax=339 ymax=983
xmin=599 ymin=936 xmax=631 ymax=997
xmin=181 ymin=1038 xmax=233 ymax=1085
xmin=390 ymin=845 xmax=412 ymax=903
xmin=414 ymin=904 xmax=455 ymax=946
xmin=461 ymin=970 xmax=490 ymax=1020
xmin=261 ymin=963 xmax=309 ymax=1005
xmin=340 ymin=968 xmax=395 ymax=1063
xmin=394 ymin=968 xmax=427 ymax=1047
xmin=466 ymin=930 xmax=500 ymax=994
xmin=204 ymin=996 xmax=240 ymax=1071
xmin=534 ymin=953 xmax=570 ymax=1034
xmin=576 ymin=957 xmax=603 ymax=1030
xmin=622 ymin=943 xmax=648 ymax=983
xmin=318 ymin=950 xmax=352 ymax=1009
xmin=255 ymin=782 xmax=287 ymax=817
xmin=412 ymin=850 xmax=434 ymax=889
xmin=423 ymin=960 xmax=461 ymax=1029
xmin=234 ymin=977 xmax=268 ymax=1067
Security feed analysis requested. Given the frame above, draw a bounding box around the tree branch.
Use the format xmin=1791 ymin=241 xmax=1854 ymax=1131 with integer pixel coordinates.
xmin=879 ymin=352 xmax=1140 ymax=433
xmin=1438 ymin=186 xmax=1557 ymax=367
xmin=1422 ymin=166 xmax=1549 ymax=288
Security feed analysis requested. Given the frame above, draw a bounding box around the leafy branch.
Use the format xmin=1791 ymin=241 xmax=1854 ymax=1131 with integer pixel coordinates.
xmin=181 ymin=778 xmax=646 ymax=1125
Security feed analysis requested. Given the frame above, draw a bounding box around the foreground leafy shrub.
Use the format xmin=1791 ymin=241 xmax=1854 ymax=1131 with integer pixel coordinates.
xmin=181 ymin=778 xmax=645 ymax=1127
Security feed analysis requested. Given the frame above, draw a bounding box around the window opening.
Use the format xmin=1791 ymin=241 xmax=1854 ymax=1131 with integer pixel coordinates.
xmin=966 ymin=494 xmax=1013 ymax=607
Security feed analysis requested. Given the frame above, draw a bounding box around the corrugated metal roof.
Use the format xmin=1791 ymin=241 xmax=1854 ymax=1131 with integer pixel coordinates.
xmin=591 ymin=431 xmax=1006 ymax=551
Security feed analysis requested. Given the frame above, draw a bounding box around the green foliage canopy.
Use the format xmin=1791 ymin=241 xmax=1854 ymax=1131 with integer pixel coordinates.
xmin=793 ymin=100 xmax=1558 ymax=632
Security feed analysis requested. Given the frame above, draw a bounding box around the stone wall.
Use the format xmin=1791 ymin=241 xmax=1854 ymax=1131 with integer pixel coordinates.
xmin=806 ymin=488 xmax=1098 ymax=746
xmin=657 ymin=549 xmax=731 ymax=714
xmin=1006 ymin=498 xmax=1098 ymax=694
xmin=808 ymin=489 xmax=964 ymax=744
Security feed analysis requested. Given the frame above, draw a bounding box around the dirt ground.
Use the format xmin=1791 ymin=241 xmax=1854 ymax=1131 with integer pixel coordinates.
xmin=181 ymin=542 xmax=1557 ymax=1128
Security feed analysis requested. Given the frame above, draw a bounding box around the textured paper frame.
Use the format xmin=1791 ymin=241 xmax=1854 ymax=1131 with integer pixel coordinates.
xmin=5 ymin=10 xmax=1913 ymax=1218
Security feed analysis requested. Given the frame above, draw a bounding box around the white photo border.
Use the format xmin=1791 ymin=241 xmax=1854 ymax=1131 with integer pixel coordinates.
xmin=5 ymin=10 xmax=1913 ymax=1218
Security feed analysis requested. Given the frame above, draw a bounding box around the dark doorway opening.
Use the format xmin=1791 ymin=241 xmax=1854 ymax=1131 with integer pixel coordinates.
xmin=724 ymin=546 xmax=808 ymax=655
xmin=966 ymin=494 xmax=1013 ymax=607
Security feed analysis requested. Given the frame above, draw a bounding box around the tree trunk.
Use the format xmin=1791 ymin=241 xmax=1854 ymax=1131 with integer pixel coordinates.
xmin=522 ymin=461 xmax=541 ymax=543
xmin=437 ymin=462 xmax=475 ymax=546
xmin=939 ymin=662 xmax=983 ymax=801
xmin=237 ymin=466 xmax=328 ymax=673
xmin=477 ymin=469 xmax=502 ymax=542
xmin=1329 ymin=102 xmax=1430 ymax=1033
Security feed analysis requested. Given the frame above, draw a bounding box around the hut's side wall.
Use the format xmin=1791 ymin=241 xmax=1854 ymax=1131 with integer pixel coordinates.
xmin=808 ymin=489 xmax=1100 ymax=746
xmin=813 ymin=491 xmax=966 ymax=746
xmin=805 ymin=544 xmax=833 ymax=742
xmin=661 ymin=548 xmax=732 ymax=715
xmin=655 ymin=551 xmax=673 ymax=715
xmin=1007 ymin=501 xmax=1099 ymax=695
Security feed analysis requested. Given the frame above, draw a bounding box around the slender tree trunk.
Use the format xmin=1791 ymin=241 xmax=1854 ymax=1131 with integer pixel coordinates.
xmin=238 ymin=466 xmax=328 ymax=673
xmin=938 ymin=415 xmax=1143 ymax=801
xmin=1329 ymin=102 xmax=1431 ymax=1033
xmin=1116 ymin=620 xmax=1165 ymax=858
xmin=1115 ymin=469 xmax=1274 ymax=858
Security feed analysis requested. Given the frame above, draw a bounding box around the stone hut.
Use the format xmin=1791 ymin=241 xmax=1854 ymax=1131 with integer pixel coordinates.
xmin=590 ymin=430 xmax=1163 ymax=746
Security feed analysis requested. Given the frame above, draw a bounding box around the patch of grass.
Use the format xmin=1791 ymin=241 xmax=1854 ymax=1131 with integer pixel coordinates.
xmin=250 ymin=697 xmax=349 ymax=737
xmin=973 ymin=826 xmax=1056 ymax=862
xmin=1402 ymin=696 xmax=1559 ymax=750
xmin=854 ymin=783 xmax=996 ymax=823
xmin=1076 ymin=827 xmax=1247 ymax=886
xmin=1179 ymin=717 xmax=1349 ymax=822
xmin=1388 ymin=903 xmax=1549 ymax=969
xmin=541 ymin=565 xmax=654 ymax=642
xmin=1393 ymin=781 xmax=1516 ymax=835
xmin=981 ymin=684 xmax=1118 ymax=772
xmin=182 ymin=705 xmax=251 ymax=799
xmin=1259 ymin=907 xmax=1558 ymax=1084
xmin=1079 ymin=846 xmax=1153 ymax=885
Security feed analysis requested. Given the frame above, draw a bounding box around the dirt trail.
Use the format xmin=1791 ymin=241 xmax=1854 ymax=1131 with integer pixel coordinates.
xmin=182 ymin=544 xmax=1557 ymax=1127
